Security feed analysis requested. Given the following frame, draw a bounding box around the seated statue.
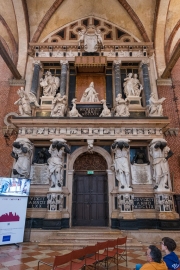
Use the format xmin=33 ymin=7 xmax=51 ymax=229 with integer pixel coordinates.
xmin=123 ymin=73 xmax=143 ymax=97
xmin=114 ymin=94 xmax=130 ymax=117
xmin=148 ymin=93 xmax=166 ymax=116
xmin=80 ymin=82 xmax=99 ymax=102
xmin=40 ymin=71 xmax=60 ymax=97
xmin=14 ymin=87 xmax=39 ymax=116
xmin=51 ymin=93 xmax=67 ymax=117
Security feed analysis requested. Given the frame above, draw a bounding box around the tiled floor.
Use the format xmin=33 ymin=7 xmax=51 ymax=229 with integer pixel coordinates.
xmin=0 ymin=242 xmax=180 ymax=270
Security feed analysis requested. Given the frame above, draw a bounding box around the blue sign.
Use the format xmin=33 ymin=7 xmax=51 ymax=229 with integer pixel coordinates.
xmin=2 ymin=235 xmax=11 ymax=242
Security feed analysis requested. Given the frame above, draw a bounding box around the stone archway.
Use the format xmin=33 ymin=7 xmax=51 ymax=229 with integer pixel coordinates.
xmin=67 ymin=146 xmax=114 ymax=227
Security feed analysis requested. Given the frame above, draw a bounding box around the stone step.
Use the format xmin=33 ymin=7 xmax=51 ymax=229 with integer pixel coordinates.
xmin=47 ymin=237 xmax=133 ymax=244
xmin=38 ymin=240 xmax=143 ymax=250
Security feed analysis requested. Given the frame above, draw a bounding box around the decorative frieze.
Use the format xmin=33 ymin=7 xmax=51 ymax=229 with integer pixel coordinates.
xmin=155 ymin=194 xmax=173 ymax=212
xmin=18 ymin=127 xmax=162 ymax=137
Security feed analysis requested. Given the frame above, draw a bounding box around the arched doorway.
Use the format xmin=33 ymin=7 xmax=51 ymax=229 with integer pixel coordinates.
xmin=72 ymin=152 xmax=109 ymax=226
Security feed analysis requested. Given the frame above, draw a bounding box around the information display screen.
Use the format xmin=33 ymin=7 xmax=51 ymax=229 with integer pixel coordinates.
xmin=0 ymin=178 xmax=31 ymax=197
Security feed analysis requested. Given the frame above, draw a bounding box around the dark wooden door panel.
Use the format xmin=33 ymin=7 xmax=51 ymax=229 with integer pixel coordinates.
xmin=72 ymin=172 xmax=108 ymax=226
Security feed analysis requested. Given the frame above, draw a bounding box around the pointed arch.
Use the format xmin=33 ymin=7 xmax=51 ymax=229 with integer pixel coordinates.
xmin=117 ymin=0 xmax=150 ymax=42
xmin=31 ymin=0 xmax=65 ymax=43
xmin=165 ymin=19 xmax=180 ymax=63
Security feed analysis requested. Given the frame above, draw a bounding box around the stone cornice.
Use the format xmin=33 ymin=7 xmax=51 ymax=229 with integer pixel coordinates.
xmin=9 ymin=79 xmax=26 ymax=86
xmin=10 ymin=117 xmax=169 ymax=130
xmin=156 ymin=78 xmax=172 ymax=86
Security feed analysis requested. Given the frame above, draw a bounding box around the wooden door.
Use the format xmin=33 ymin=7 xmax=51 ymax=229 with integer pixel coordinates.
xmin=72 ymin=172 xmax=108 ymax=226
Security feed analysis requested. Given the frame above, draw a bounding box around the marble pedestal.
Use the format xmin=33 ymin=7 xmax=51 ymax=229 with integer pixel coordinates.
xmin=40 ymin=96 xmax=54 ymax=109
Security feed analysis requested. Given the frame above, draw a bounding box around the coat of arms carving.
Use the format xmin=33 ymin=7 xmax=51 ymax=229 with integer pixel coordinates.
xmin=78 ymin=25 xmax=103 ymax=52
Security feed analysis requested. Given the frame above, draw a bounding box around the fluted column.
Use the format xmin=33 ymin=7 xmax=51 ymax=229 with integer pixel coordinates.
xmin=30 ymin=60 xmax=41 ymax=96
xmin=141 ymin=60 xmax=151 ymax=105
xmin=113 ymin=60 xmax=122 ymax=97
xmin=60 ymin=60 xmax=68 ymax=96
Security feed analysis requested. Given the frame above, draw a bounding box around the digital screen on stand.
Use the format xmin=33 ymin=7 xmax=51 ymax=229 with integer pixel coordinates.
xmin=0 ymin=178 xmax=31 ymax=197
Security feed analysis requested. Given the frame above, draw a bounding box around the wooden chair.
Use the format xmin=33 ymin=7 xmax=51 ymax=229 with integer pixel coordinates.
xmin=38 ymin=251 xmax=72 ymax=270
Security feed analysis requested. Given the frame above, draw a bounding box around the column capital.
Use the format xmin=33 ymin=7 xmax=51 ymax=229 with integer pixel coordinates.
xmin=113 ymin=59 xmax=121 ymax=66
xmin=33 ymin=59 xmax=42 ymax=68
xmin=60 ymin=60 xmax=69 ymax=65
xmin=140 ymin=59 xmax=150 ymax=67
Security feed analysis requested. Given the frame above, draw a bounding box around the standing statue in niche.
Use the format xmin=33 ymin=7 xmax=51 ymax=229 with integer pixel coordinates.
xmin=48 ymin=139 xmax=70 ymax=189
xmin=148 ymin=93 xmax=166 ymax=116
xmin=114 ymin=94 xmax=130 ymax=117
xmin=14 ymin=87 xmax=39 ymax=116
xmin=11 ymin=138 xmax=33 ymax=178
xmin=111 ymin=139 xmax=132 ymax=190
xmin=95 ymin=29 xmax=103 ymax=45
xmin=78 ymin=30 xmax=85 ymax=46
xmin=40 ymin=71 xmax=60 ymax=97
xmin=133 ymin=74 xmax=143 ymax=96
xmin=51 ymin=93 xmax=67 ymax=117
xmin=123 ymin=73 xmax=135 ymax=96
xmin=80 ymin=82 xmax=99 ymax=102
xmin=149 ymin=139 xmax=173 ymax=190
xmin=123 ymin=73 xmax=143 ymax=97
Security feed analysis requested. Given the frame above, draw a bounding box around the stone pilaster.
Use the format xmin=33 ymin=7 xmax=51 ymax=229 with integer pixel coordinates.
xmin=113 ymin=60 xmax=122 ymax=97
xmin=141 ymin=60 xmax=151 ymax=105
xmin=30 ymin=60 xmax=41 ymax=96
xmin=60 ymin=60 xmax=68 ymax=96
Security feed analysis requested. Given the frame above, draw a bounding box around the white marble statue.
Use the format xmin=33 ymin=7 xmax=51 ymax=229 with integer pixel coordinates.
xmin=48 ymin=139 xmax=70 ymax=189
xmin=69 ymin=98 xmax=82 ymax=117
xmin=114 ymin=94 xmax=130 ymax=117
xmin=95 ymin=29 xmax=103 ymax=45
xmin=149 ymin=139 xmax=173 ymax=190
xmin=148 ymin=93 xmax=166 ymax=116
xmin=99 ymin=99 xmax=111 ymax=117
xmin=123 ymin=73 xmax=134 ymax=96
xmin=51 ymin=93 xmax=67 ymax=117
xmin=80 ymin=82 xmax=99 ymax=102
xmin=87 ymin=139 xmax=94 ymax=153
xmin=14 ymin=87 xmax=39 ymax=116
xmin=133 ymin=74 xmax=143 ymax=96
xmin=11 ymin=138 xmax=33 ymax=178
xmin=78 ymin=30 xmax=85 ymax=46
xmin=123 ymin=73 xmax=143 ymax=97
xmin=40 ymin=71 xmax=60 ymax=97
xmin=111 ymin=139 xmax=132 ymax=191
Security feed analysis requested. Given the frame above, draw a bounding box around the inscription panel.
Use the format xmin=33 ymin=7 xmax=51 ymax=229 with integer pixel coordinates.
xmin=27 ymin=196 xmax=47 ymax=208
xmin=134 ymin=197 xmax=155 ymax=209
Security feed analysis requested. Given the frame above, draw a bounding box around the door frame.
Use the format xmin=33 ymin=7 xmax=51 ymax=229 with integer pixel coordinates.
xmin=67 ymin=146 xmax=114 ymax=227
xmin=72 ymin=171 xmax=109 ymax=226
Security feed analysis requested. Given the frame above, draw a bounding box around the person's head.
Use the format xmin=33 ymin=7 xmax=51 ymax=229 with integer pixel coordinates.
xmin=90 ymin=82 xmax=94 ymax=87
xmin=161 ymin=237 xmax=177 ymax=252
xmin=146 ymin=245 xmax=162 ymax=263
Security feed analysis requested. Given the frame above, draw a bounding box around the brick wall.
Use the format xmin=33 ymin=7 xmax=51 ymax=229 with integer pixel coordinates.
xmin=0 ymin=55 xmax=19 ymax=177
xmin=158 ymin=58 xmax=180 ymax=193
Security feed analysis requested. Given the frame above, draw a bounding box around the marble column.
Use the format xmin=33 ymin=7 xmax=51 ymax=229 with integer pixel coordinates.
xmin=141 ymin=60 xmax=151 ymax=105
xmin=60 ymin=60 xmax=68 ymax=96
xmin=113 ymin=60 xmax=122 ymax=97
xmin=30 ymin=60 xmax=41 ymax=96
